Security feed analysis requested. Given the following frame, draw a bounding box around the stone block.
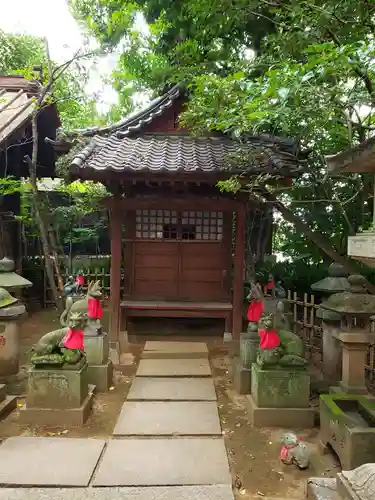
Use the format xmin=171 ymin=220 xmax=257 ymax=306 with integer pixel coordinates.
xmin=127 ymin=377 xmax=217 ymax=401
xmin=239 ymin=331 xmax=259 ymax=369
xmin=0 ymin=383 xmax=17 ymax=420
xmin=0 ymin=383 xmax=6 ymax=401
xmin=93 ymin=438 xmax=231 ymax=486
xmin=136 ymin=359 xmax=211 ymax=377
xmin=0 ymin=437 xmax=105 ymax=486
xmin=26 ymin=363 xmax=89 ymax=410
xmin=246 ymin=394 xmax=315 ymax=428
xmin=306 ymin=478 xmax=339 ymax=500
xmin=0 ymin=320 xmax=20 ymax=377
xmin=85 ymin=334 xmax=109 ymax=365
xmin=142 ymin=341 xmax=208 ymax=359
xmin=0 ymin=395 xmax=17 ymax=419
xmin=231 ymin=357 xmax=251 ymax=395
xmin=251 ymin=363 xmax=310 ymax=408
xmin=227 ymin=340 xmax=240 ymax=358
xmin=20 ymin=385 xmax=95 ymax=427
xmin=319 ymin=394 xmax=375 ymax=470
xmin=0 ymin=485 xmax=235 ymax=500
xmin=113 ymin=401 xmax=221 ymax=436
xmin=87 ymin=362 xmax=113 ymax=392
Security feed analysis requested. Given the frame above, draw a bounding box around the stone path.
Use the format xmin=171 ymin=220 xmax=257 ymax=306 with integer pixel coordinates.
xmin=0 ymin=341 xmax=234 ymax=499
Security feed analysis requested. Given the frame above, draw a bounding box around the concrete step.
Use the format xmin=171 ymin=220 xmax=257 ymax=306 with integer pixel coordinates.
xmin=0 ymin=486 xmax=235 ymax=500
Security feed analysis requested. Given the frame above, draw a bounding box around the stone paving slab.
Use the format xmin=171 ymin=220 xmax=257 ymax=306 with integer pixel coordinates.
xmin=136 ymin=358 xmax=211 ymax=377
xmin=113 ymin=401 xmax=221 ymax=436
xmin=93 ymin=438 xmax=231 ymax=486
xmin=0 ymin=485 xmax=235 ymax=500
xmin=0 ymin=437 xmax=105 ymax=486
xmin=128 ymin=377 xmax=217 ymax=401
xmin=142 ymin=341 xmax=208 ymax=359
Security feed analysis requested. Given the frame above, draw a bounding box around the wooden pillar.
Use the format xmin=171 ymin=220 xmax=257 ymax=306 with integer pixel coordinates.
xmin=232 ymin=204 xmax=246 ymax=340
xmin=109 ymin=199 xmax=122 ymax=343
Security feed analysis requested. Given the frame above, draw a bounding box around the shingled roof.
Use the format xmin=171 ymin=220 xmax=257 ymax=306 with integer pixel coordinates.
xmin=0 ymin=77 xmax=38 ymax=146
xmin=69 ymin=83 xmax=304 ymax=178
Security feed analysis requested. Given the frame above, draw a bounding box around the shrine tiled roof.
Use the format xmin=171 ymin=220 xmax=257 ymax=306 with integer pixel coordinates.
xmin=70 ymin=133 xmax=303 ymax=177
xmin=72 ymin=84 xmax=184 ymax=138
xmin=68 ymin=82 xmax=304 ymax=178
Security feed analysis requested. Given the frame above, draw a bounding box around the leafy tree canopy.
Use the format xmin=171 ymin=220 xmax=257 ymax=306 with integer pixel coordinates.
xmin=0 ymin=29 xmax=134 ymax=131
xmin=71 ymin=1 xmax=375 ymax=268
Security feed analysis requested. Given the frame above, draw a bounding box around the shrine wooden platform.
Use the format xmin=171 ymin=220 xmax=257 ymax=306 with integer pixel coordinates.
xmin=120 ymin=300 xmax=232 ymax=331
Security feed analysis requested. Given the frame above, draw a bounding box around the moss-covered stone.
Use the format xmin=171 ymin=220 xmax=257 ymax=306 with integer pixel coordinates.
xmin=251 ymin=363 xmax=310 ymax=408
xmin=319 ymin=394 xmax=375 ymax=470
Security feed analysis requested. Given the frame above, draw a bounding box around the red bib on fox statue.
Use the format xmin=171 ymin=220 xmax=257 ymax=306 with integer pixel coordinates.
xmin=258 ymin=327 xmax=280 ymax=349
xmin=87 ymin=298 xmax=103 ymax=319
xmin=63 ymin=328 xmax=84 ymax=351
xmin=247 ymin=300 xmax=264 ymax=322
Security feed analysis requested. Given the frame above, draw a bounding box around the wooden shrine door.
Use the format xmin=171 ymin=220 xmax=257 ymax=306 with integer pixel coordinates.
xmin=131 ymin=209 xmax=231 ymax=302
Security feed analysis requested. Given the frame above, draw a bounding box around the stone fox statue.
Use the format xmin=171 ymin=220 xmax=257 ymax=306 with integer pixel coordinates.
xmin=60 ymin=280 xmax=103 ymax=335
xmin=257 ymin=306 xmax=308 ymax=368
xmin=30 ymin=311 xmax=86 ymax=367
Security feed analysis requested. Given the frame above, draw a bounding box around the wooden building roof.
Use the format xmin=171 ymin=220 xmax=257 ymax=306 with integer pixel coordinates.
xmin=69 ymin=84 xmax=305 ymax=180
xmin=0 ymin=77 xmax=38 ymax=147
xmin=0 ymin=75 xmax=60 ymax=179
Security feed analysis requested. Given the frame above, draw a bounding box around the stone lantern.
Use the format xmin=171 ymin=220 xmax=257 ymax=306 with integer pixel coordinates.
xmin=0 ymin=257 xmax=32 ymax=293
xmin=320 ymin=274 xmax=375 ymax=394
xmin=311 ymin=262 xmax=349 ymax=384
xmin=0 ymin=288 xmax=26 ymax=378
xmin=0 ymin=258 xmax=31 ymax=387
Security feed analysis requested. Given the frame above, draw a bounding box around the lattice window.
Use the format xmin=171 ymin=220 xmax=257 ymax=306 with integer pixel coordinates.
xmin=136 ymin=210 xmax=177 ymax=239
xmin=136 ymin=210 xmax=223 ymax=240
xmin=182 ymin=211 xmax=223 ymax=241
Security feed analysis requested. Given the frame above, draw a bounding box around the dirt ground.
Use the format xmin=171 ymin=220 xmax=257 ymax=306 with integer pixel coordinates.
xmin=0 ymin=310 xmax=340 ymax=499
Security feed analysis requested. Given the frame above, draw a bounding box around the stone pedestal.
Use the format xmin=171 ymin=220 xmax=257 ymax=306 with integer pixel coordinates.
xmin=319 ymin=394 xmax=375 ymax=470
xmin=331 ymin=331 xmax=375 ymax=394
xmin=311 ymin=262 xmax=349 ymax=386
xmin=247 ymin=363 xmax=314 ymax=427
xmin=84 ymin=333 xmax=113 ymax=392
xmin=0 ymin=383 xmax=17 ymax=419
xmin=231 ymin=326 xmax=259 ymax=395
xmin=231 ymin=357 xmax=251 ymax=394
xmin=0 ymin=303 xmax=25 ymax=380
xmin=321 ymin=319 xmax=342 ymax=384
xmin=240 ymin=329 xmax=259 ymax=369
xmin=20 ymin=363 xmax=95 ymax=426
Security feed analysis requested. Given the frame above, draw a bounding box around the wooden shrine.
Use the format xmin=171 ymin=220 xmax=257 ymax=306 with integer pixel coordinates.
xmin=69 ymin=84 xmax=302 ymax=342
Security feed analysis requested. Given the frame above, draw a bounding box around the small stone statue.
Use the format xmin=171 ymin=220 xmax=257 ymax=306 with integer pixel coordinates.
xmin=30 ymin=311 xmax=86 ymax=367
xmin=60 ymin=280 xmax=103 ymax=336
xmin=280 ymin=432 xmax=310 ymax=469
xmin=63 ymin=274 xmax=85 ymax=297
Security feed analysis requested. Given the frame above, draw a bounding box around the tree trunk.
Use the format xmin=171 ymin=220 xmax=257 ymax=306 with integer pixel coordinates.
xmin=262 ymin=190 xmax=375 ymax=294
xmin=25 ymin=114 xmax=64 ymax=313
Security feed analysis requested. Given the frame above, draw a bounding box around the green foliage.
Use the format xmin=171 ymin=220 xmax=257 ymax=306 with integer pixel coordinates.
xmin=69 ymin=0 xmax=375 ymax=265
